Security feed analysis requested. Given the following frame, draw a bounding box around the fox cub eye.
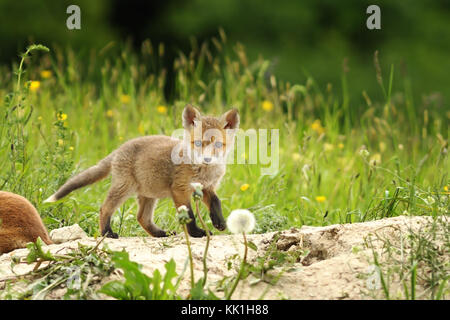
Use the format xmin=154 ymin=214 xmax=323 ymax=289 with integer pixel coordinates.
xmin=194 ymin=140 xmax=202 ymax=147
xmin=214 ymin=141 xmax=223 ymax=148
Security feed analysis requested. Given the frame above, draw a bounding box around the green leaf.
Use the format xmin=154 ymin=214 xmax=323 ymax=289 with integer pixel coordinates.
xmin=161 ymin=259 xmax=177 ymax=297
xmin=26 ymin=237 xmax=55 ymax=263
xmin=190 ymin=279 xmax=208 ymax=300
xmin=247 ymin=241 xmax=258 ymax=251
xmin=98 ymin=281 xmax=130 ymax=300
xmin=99 ymin=251 xmax=179 ymax=300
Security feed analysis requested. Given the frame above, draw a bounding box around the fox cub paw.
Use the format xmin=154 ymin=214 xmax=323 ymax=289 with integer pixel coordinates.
xmin=152 ymin=230 xmax=177 ymax=237
xmin=188 ymin=228 xmax=212 ymax=238
xmin=104 ymin=230 xmax=119 ymax=239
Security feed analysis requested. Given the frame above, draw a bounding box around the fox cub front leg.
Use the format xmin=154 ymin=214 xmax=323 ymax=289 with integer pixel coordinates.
xmin=202 ymin=189 xmax=226 ymax=231
xmin=172 ymin=188 xmax=209 ymax=238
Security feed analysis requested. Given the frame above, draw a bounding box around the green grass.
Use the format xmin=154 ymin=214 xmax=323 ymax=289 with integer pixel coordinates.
xmin=0 ymin=38 xmax=448 ymax=239
xmin=364 ymin=216 xmax=449 ymax=300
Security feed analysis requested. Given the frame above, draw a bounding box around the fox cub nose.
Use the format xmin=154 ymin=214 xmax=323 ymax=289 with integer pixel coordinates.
xmin=204 ymin=157 xmax=212 ymax=163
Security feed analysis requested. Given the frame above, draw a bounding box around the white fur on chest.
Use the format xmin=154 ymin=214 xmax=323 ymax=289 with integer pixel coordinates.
xmin=192 ymin=164 xmax=226 ymax=189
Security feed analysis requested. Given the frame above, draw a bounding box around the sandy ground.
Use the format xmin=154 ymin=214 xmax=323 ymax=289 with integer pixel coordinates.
xmin=0 ymin=215 xmax=435 ymax=299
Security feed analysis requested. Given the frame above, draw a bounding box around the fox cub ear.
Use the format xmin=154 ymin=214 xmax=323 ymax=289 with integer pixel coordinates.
xmin=221 ymin=108 xmax=240 ymax=130
xmin=183 ymin=104 xmax=202 ymax=129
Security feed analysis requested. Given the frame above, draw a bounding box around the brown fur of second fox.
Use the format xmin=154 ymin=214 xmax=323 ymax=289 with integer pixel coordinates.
xmin=0 ymin=191 xmax=53 ymax=254
xmin=45 ymin=105 xmax=239 ymax=238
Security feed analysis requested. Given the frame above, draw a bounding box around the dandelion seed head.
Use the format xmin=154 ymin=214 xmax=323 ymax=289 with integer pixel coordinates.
xmin=190 ymin=182 xmax=203 ymax=191
xmin=227 ymin=209 xmax=255 ymax=234
xmin=177 ymin=205 xmax=191 ymax=225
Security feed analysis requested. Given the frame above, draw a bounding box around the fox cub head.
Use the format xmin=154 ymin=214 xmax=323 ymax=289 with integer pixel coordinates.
xmin=182 ymin=104 xmax=239 ymax=165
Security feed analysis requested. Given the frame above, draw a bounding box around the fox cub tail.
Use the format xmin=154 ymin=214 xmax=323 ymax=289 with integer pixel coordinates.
xmin=44 ymin=153 xmax=115 ymax=203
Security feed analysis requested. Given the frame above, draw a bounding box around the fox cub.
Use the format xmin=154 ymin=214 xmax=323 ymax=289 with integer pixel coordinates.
xmin=45 ymin=104 xmax=239 ymax=238
xmin=0 ymin=191 xmax=53 ymax=254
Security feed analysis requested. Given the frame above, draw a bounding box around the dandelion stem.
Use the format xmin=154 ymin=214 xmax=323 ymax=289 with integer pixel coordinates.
xmin=195 ymin=199 xmax=210 ymax=287
xmin=226 ymin=232 xmax=248 ymax=300
xmin=182 ymin=224 xmax=195 ymax=288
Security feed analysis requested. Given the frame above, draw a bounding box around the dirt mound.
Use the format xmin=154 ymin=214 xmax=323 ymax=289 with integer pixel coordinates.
xmin=0 ymin=215 xmax=434 ymax=299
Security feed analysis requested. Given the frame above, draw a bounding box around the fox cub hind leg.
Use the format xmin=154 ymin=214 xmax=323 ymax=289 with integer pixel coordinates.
xmin=99 ymin=182 xmax=133 ymax=238
xmin=137 ymin=196 xmax=174 ymax=237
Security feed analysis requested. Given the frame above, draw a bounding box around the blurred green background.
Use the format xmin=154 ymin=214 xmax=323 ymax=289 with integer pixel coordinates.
xmin=1 ymin=0 xmax=449 ymax=107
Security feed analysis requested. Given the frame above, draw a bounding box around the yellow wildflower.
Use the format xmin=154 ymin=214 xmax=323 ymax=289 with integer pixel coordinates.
xmin=370 ymin=153 xmax=381 ymax=166
xmin=324 ymin=143 xmax=334 ymax=152
xmin=262 ymin=100 xmax=274 ymax=112
xmin=157 ymin=105 xmax=168 ymax=114
xmin=315 ymin=196 xmax=326 ymax=203
xmin=29 ymin=81 xmax=41 ymax=92
xmin=311 ymin=119 xmax=325 ymax=135
xmin=338 ymin=143 xmax=344 ymax=149
xmin=40 ymin=70 xmax=52 ymax=79
xmin=240 ymin=183 xmax=250 ymax=192
xmin=120 ymin=94 xmax=131 ymax=104
xmin=106 ymin=110 xmax=114 ymax=118
xmin=444 ymin=186 xmax=448 ymax=193
xmin=69 ymin=146 xmax=74 ymax=151
xmin=138 ymin=123 xmax=145 ymax=135
xmin=58 ymin=113 xmax=68 ymax=121
xmin=37 ymin=116 xmax=43 ymax=121
xmin=119 ymin=136 xmax=124 ymax=141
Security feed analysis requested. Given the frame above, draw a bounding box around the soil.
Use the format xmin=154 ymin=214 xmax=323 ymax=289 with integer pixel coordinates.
xmin=0 ymin=215 xmax=435 ymax=299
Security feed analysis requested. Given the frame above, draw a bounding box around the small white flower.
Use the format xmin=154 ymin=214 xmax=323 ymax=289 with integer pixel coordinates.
xmin=177 ymin=205 xmax=188 ymax=213
xmin=425 ymin=196 xmax=435 ymax=206
xmin=359 ymin=148 xmax=370 ymax=158
xmin=190 ymin=182 xmax=203 ymax=191
xmin=227 ymin=209 xmax=256 ymax=234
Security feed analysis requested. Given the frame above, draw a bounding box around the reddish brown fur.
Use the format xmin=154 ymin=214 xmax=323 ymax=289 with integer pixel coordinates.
xmin=0 ymin=191 xmax=52 ymax=254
